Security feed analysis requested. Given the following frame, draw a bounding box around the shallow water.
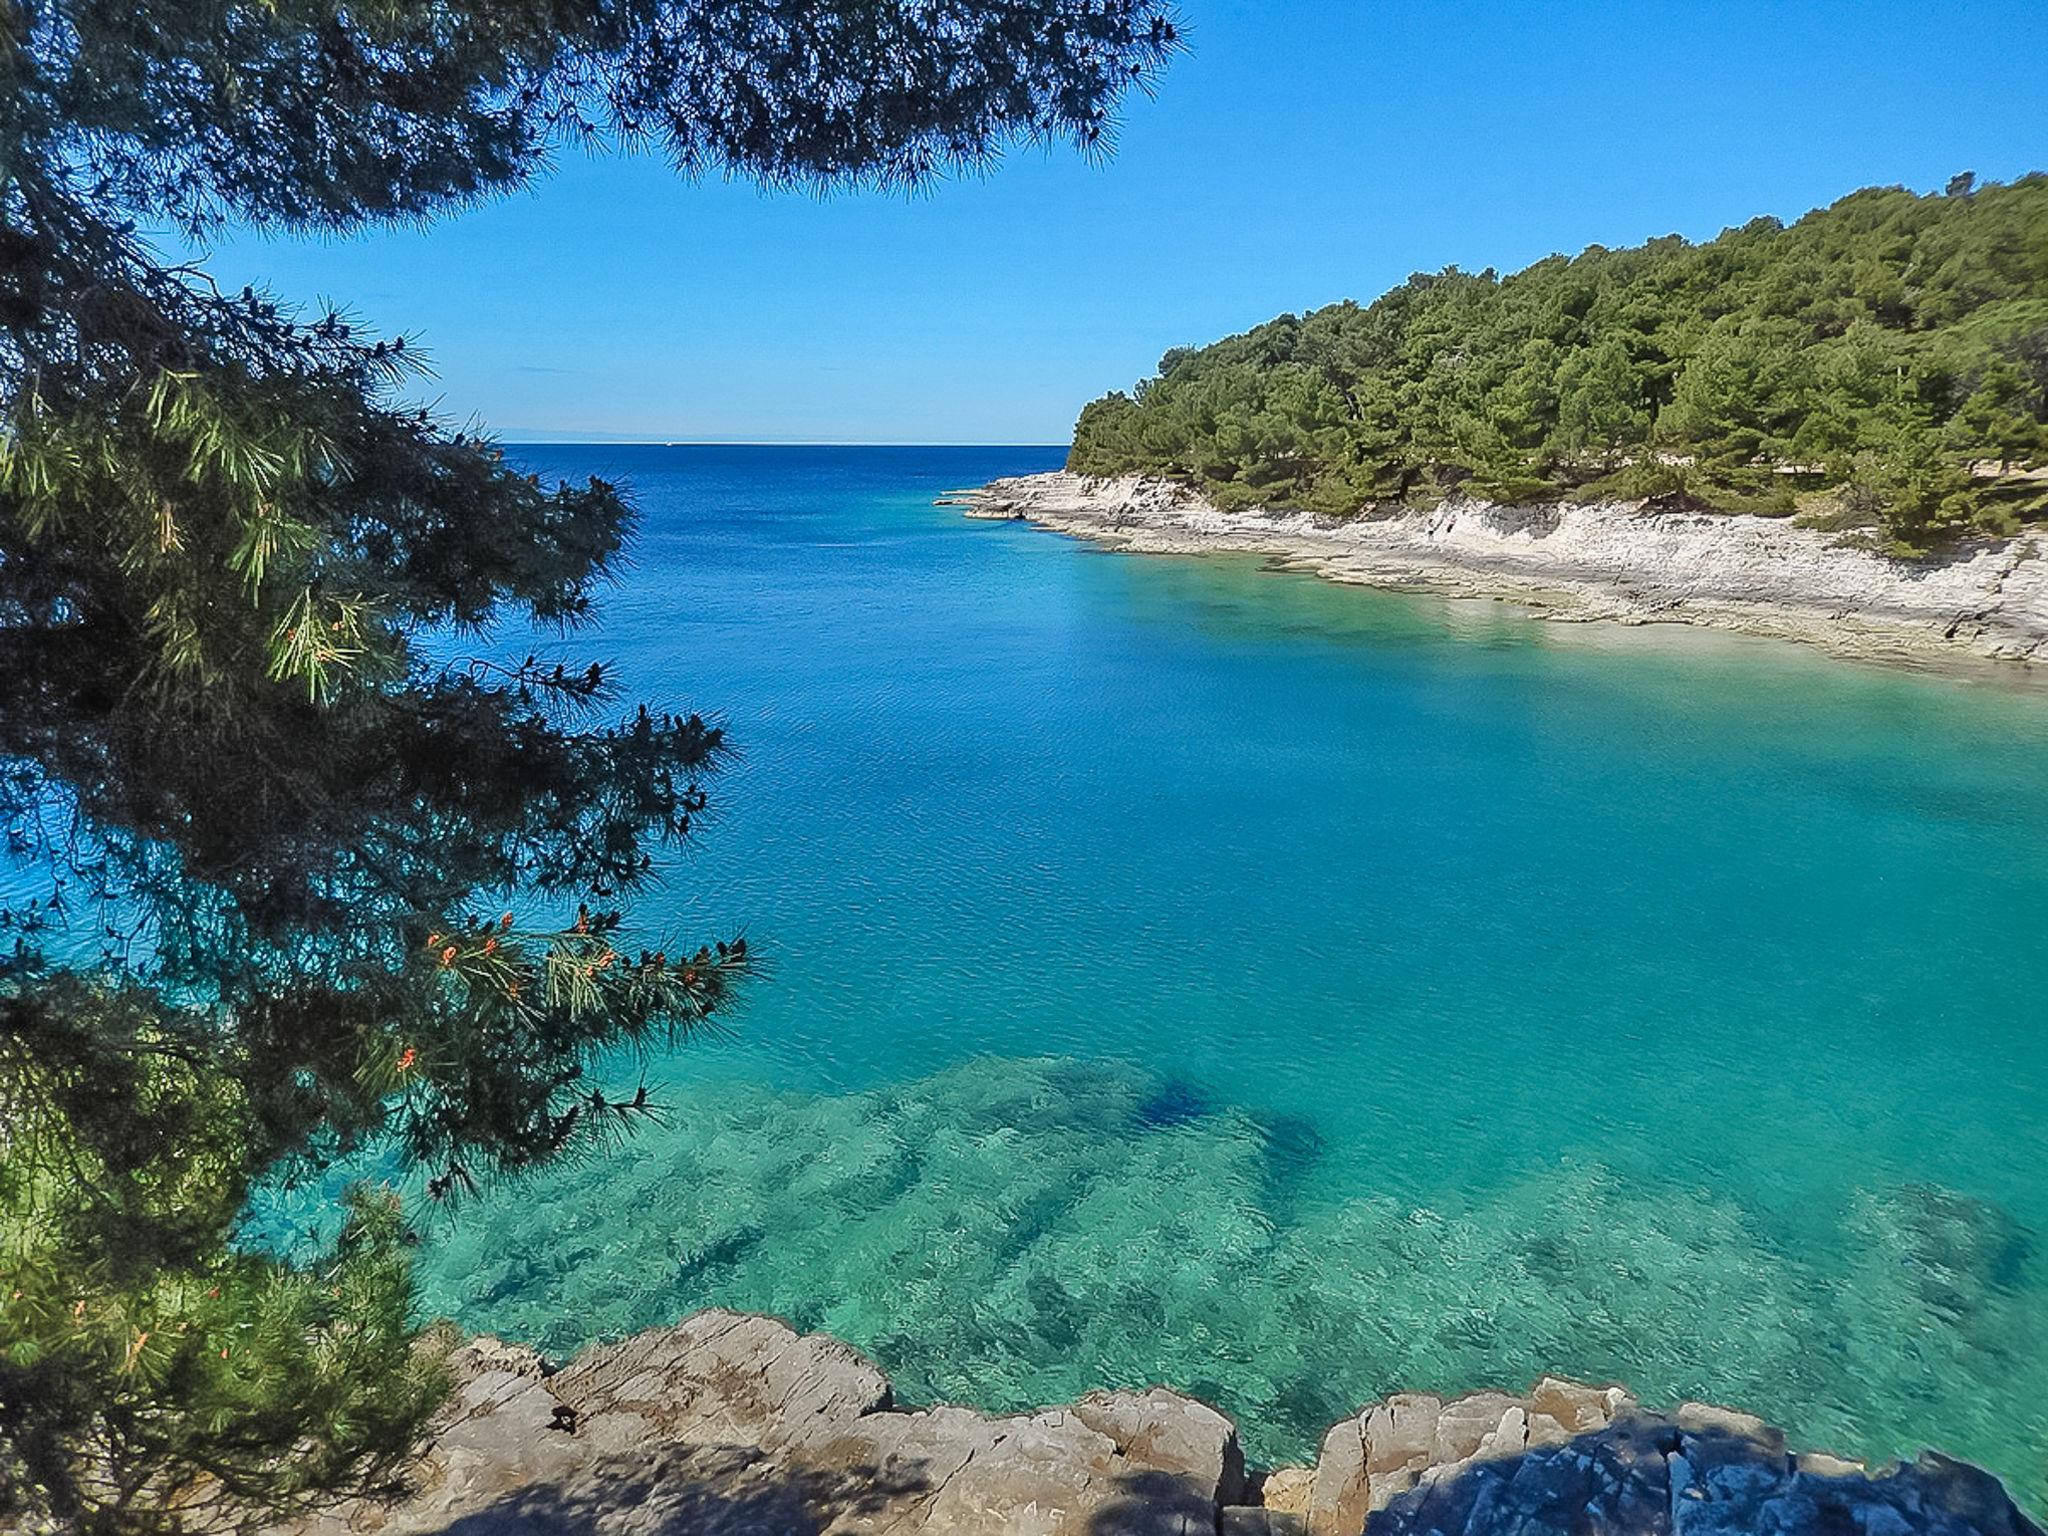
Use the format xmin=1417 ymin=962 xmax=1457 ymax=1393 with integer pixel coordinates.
xmin=370 ymin=446 xmax=2046 ymax=1496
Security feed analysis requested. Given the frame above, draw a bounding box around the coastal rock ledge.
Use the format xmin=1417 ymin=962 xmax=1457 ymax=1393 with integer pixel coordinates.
xmin=958 ymin=472 xmax=2048 ymax=670
xmin=279 ymin=1309 xmax=2042 ymax=1536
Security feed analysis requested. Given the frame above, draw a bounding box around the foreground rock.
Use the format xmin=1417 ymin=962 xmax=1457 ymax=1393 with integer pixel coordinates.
xmin=961 ymin=472 xmax=2048 ymax=671
xmin=280 ymin=1310 xmax=1238 ymax=1536
xmin=276 ymin=1311 xmax=2040 ymax=1536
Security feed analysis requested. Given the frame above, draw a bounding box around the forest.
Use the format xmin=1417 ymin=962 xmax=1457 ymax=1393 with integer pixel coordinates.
xmin=1068 ymin=175 xmax=2048 ymax=551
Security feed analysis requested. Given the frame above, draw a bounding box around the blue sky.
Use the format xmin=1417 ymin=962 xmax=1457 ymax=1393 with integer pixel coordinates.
xmin=189 ymin=0 xmax=2046 ymax=445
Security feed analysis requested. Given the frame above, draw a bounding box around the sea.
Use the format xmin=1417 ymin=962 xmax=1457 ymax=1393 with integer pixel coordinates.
xmin=302 ymin=445 xmax=2048 ymax=1498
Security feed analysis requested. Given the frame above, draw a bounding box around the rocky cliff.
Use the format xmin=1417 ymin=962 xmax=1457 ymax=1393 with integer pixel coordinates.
xmin=956 ymin=473 xmax=2048 ymax=671
xmin=275 ymin=1309 xmax=2041 ymax=1536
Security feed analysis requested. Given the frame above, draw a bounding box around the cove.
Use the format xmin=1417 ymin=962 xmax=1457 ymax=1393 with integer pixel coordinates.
xmin=403 ymin=445 xmax=2048 ymax=1501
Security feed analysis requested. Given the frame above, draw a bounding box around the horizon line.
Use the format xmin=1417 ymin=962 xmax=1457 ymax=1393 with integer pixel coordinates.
xmin=497 ymin=437 xmax=1071 ymax=448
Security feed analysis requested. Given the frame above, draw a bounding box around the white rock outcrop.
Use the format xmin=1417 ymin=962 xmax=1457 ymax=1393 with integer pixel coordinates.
xmin=962 ymin=472 xmax=2048 ymax=670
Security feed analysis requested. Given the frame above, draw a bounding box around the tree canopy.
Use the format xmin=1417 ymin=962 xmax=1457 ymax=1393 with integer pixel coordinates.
xmin=0 ymin=3 xmax=1179 ymax=1530
xmin=1069 ymin=177 xmax=2048 ymax=551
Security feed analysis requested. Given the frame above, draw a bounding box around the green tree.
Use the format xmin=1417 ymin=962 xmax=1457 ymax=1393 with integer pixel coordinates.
xmin=1659 ymin=315 xmax=1811 ymax=473
xmin=1952 ymin=360 xmax=2048 ymax=468
xmin=1066 ymin=174 xmax=2048 ymax=548
xmin=1844 ymin=426 xmax=1977 ymax=553
xmin=1555 ymin=335 xmax=1648 ymax=470
xmin=0 ymin=3 xmax=1180 ymax=1530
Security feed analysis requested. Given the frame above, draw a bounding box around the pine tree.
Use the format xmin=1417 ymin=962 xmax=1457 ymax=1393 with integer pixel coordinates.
xmin=1066 ymin=177 xmax=2048 ymax=547
xmin=1555 ymin=336 xmax=1648 ymax=470
xmin=0 ymin=4 xmax=1180 ymax=1530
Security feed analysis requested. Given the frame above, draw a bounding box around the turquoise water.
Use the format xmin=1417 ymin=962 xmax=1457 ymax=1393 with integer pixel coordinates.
xmin=404 ymin=446 xmax=2048 ymax=1498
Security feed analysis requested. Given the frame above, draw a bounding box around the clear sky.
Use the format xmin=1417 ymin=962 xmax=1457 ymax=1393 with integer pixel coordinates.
xmin=188 ymin=0 xmax=2046 ymax=445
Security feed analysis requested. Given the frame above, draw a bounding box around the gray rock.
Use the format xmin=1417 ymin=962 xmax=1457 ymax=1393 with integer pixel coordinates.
xmin=1474 ymin=1404 xmax=1529 ymax=1463
xmin=811 ymin=1403 xmax=997 ymax=1532
xmin=551 ymin=1308 xmax=892 ymax=1453
xmin=1224 ymin=1508 xmax=1311 ymax=1536
xmin=1589 ymin=1413 xmax=1678 ymax=1536
xmin=1676 ymin=1400 xmax=1788 ymax=1455
xmin=1906 ymin=1451 xmax=2040 ymax=1536
xmin=1259 ymin=1464 xmax=1316 ymax=1518
xmin=1858 ymin=1502 xmax=1919 ymax=1536
xmin=446 ymin=1335 xmax=553 ymax=1382
xmin=1501 ymin=1441 xmax=1604 ymax=1521
xmin=1308 ymin=1415 xmax=1370 ymax=1536
xmin=1073 ymin=1385 xmax=1246 ymax=1505
xmin=262 ymin=1312 xmax=2043 ymax=1536
xmin=911 ymin=1407 xmax=1121 ymax=1535
xmin=1528 ymin=1376 xmax=1633 ymax=1434
xmin=1363 ymin=1393 xmax=1441 ymax=1510
xmin=1798 ymin=1451 xmax=1870 ymax=1479
xmin=1435 ymin=1392 xmax=1526 ymax=1465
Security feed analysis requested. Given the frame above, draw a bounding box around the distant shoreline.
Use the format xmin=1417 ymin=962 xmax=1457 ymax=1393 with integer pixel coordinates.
xmin=960 ymin=472 xmax=2048 ymax=675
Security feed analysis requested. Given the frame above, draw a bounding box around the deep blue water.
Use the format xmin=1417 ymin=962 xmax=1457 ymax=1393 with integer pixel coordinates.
xmin=395 ymin=446 xmax=2048 ymax=1495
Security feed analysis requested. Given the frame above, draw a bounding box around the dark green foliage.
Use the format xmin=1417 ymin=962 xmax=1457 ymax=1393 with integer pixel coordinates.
xmin=1 ymin=974 xmax=446 ymax=1530
xmin=0 ymin=2 xmax=1179 ymax=1529
xmin=15 ymin=1 xmax=1183 ymax=233
xmin=1070 ymin=178 xmax=2048 ymax=551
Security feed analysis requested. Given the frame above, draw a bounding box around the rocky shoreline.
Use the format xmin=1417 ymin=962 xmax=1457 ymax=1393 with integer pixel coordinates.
xmin=955 ymin=472 xmax=2048 ymax=673
xmin=276 ymin=1309 xmax=2041 ymax=1536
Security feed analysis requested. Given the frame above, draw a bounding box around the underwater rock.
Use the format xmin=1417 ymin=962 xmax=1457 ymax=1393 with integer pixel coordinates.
xmin=399 ymin=1059 xmax=2046 ymax=1491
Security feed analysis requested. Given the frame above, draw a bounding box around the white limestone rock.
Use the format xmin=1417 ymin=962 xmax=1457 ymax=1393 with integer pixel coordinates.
xmin=964 ymin=472 xmax=2048 ymax=670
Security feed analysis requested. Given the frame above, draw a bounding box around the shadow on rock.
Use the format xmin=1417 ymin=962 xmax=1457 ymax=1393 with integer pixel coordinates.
xmin=1362 ymin=1420 xmax=2044 ymax=1536
xmin=429 ymin=1444 xmax=929 ymax=1536
xmin=1088 ymin=1465 xmax=1224 ymax=1535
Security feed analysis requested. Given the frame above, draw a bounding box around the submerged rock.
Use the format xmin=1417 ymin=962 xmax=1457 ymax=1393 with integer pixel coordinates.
xmin=272 ymin=1310 xmax=2043 ymax=1536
